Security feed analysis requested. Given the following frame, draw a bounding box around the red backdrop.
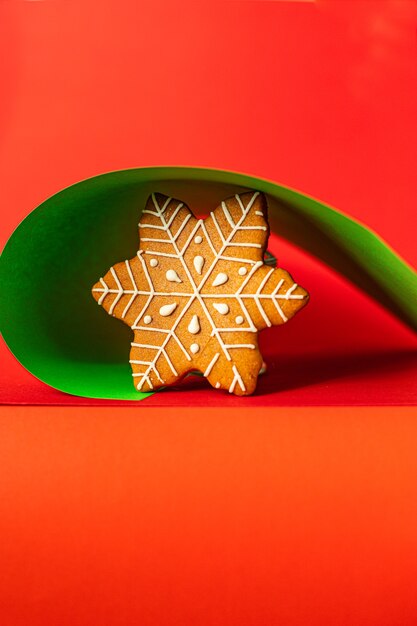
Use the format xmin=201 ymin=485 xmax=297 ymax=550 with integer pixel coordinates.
xmin=1 ymin=1 xmax=417 ymax=625
xmin=1 ymin=0 xmax=417 ymax=264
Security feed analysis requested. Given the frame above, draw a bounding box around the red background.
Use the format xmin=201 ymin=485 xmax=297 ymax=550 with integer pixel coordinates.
xmin=1 ymin=1 xmax=417 ymax=625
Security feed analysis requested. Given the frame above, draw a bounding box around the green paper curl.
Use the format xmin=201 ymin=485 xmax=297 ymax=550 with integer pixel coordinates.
xmin=1 ymin=167 xmax=416 ymax=400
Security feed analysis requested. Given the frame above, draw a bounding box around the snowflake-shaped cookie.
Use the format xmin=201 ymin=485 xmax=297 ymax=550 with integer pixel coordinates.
xmin=92 ymin=191 xmax=309 ymax=395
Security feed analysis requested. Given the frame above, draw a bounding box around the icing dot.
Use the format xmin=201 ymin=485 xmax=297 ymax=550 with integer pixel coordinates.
xmin=143 ymin=315 xmax=152 ymax=325
xmin=213 ymin=303 xmax=229 ymax=315
xmin=235 ymin=316 xmax=244 ymax=325
xmin=193 ymin=255 xmax=205 ymax=275
xmin=212 ymin=272 xmax=228 ymax=287
xmin=188 ymin=315 xmax=201 ymax=335
xmin=190 ymin=343 xmax=200 ymax=354
xmin=238 ymin=267 xmax=247 ymax=276
xmin=159 ymin=303 xmax=178 ymax=316
xmin=150 ymin=259 xmax=158 ymax=267
xmin=215 ymin=382 xmax=221 ymax=389
xmin=194 ymin=235 xmax=203 ymax=244
xmin=166 ymin=269 xmax=182 ymax=283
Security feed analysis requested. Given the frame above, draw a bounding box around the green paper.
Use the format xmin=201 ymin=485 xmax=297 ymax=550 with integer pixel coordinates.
xmin=1 ymin=167 xmax=416 ymax=400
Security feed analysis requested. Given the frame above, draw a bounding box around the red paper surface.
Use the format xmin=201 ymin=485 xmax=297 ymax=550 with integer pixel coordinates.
xmin=1 ymin=404 xmax=417 ymax=626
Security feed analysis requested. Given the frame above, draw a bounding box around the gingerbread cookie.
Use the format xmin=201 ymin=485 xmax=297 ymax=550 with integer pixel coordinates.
xmin=92 ymin=191 xmax=309 ymax=395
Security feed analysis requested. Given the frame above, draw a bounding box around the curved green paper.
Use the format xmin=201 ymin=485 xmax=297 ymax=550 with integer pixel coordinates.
xmin=1 ymin=167 xmax=416 ymax=400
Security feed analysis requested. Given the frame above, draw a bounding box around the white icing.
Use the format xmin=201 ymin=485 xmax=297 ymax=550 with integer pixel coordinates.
xmin=97 ymin=278 xmax=107 ymax=306
xmin=237 ymin=225 xmax=267 ymax=231
xmin=284 ymin=283 xmax=303 ymax=299
xmin=140 ymin=237 xmax=172 ymax=244
xmin=211 ymin=212 xmax=225 ymax=243
xmin=95 ymin=191 xmax=307 ymax=394
xmin=213 ymin=303 xmax=229 ymax=315
xmin=145 ymin=250 xmax=177 ymax=259
xmin=140 ymin=223 xmax=166 ymax=231
xmin=131 ymin=343 xmax=177 ymax=377
xmin=200 ymin=221 xmax=217 ymax=255
xmin=173 ymin=213 xmax=192 ymax=241
xmin=159 ymin=303 xmax=178 ymax=316
xmin=213 ymin=327 xmax=254 ymax=333
xmin=138 ymin=379 xmax=153 ymax=390
xmin=227 ymin=243 xmax=262 ymax=249
xmin=221 ymin=201 xmax=235 ymax=229
xmin=120 ymin=260 xmax=138 ymax=318
xmin=179 ymin=219 xmax=203 ymax=255
xmin=254 ymin=268 xmax=275 ymax=327
xmin=154 ymin=194 xmax=171 ymax=213
xmin=219 ymin=255 xmax=256 ymax=265
xmin=229 ymin=365 xmax=245 ymax=393
xmin=255 ymin=210 xmax=263 ymax=216
xmin=109 ymin=267 xmax=123 ymax=314
xmin=193 ymin=255 xmax=205 ymax=275
xmin=166 ymin=269 xmax=182 ymax=283
xmin=238 ymin=267 xmax=247 ymax=276
xmin=236 ymin=192 xmax=259 ymax=212
xmin=212 ymin=272 xmax=228 ymax=287
xmin=215 ymin=382 xmax=221 ymax=389
xmin=204 ymin=352 xmax=220 ymax=377
xmin=142 ymin=209 xmax=159 ymax=216
xmin=188 ymin=315 xmax=200 ymax=335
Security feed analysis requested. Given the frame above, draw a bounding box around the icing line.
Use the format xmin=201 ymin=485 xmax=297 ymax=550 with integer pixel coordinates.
xmin=204 ymin=352 xmax=220 ymax=377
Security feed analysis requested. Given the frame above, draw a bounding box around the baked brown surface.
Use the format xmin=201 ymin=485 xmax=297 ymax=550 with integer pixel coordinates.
xmin=92 ymin=191 xmax=309 ymax=395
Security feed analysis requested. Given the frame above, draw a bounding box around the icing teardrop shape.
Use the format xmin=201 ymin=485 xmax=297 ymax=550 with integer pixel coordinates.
xmin=213 ymin=303 xmax=229 ymax=315
xmin=193 ymin=255 xmax=205 ymax=275
xmin=188 ymin=314 xmax=200 ymax=334
xmin=159 ymin=302 xmax=178 ymax=316
xmin=212 ymin=272 xmax=228 ymax=287
xmin=166 ymin=269 xmax=182 ymax=283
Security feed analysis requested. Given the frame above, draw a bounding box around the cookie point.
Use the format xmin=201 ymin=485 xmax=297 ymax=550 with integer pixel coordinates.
xmin=91 ymin=280 xmax=105 ymax=303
